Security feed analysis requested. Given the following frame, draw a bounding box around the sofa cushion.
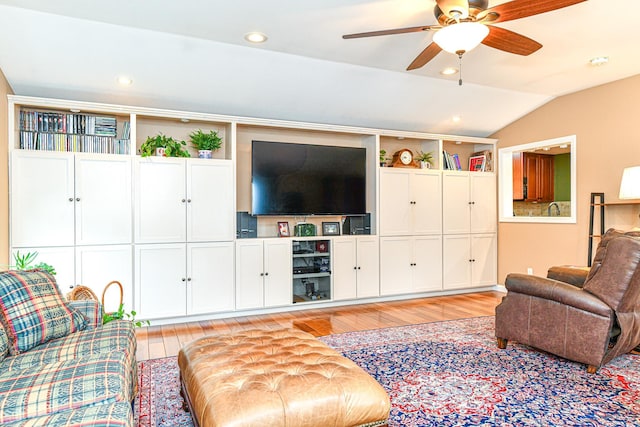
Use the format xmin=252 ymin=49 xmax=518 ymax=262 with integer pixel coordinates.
xmin=0 ymin=351 xmax=130 ymax=424
xmin=0 ymin=325 xmax=8 ymax=361
xmin=0 ymin=270 xmax=87 ymax=355
xmin=1 ymin=401 xmax=133 ymax=427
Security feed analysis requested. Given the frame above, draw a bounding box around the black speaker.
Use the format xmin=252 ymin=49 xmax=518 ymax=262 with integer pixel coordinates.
xmin=342 ymin=213 xmax=371 ymax=235
xmin=236 ymin=211 xmax=257 ymax=238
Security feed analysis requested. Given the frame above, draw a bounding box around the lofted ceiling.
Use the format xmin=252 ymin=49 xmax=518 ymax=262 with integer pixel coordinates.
xmin=0 ymin=0 xmax=638 ymax=137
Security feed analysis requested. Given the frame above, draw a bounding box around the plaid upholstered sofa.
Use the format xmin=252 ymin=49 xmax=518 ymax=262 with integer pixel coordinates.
xmin=0 ymin=270 xmax=137 ymax=426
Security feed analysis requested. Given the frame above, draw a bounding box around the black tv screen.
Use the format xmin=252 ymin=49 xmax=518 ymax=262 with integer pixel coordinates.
xmin=251 ymin=140 xmax=366 ymax=216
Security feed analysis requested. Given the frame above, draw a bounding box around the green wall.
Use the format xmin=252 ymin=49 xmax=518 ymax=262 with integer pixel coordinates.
xmin=554 ymin=153 xmax=570 ymax=201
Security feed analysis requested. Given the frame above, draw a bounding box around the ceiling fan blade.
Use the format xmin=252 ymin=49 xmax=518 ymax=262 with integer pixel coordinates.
xmin=407 ymin=42 xmax=443 ymax=70
xmin=481 ymin=0 xmax=587 ymax=24
xmin=482 ymin=26 xmax=542 ymax=56
xmin=343 ymin=25 xmax=435 ymax=39
xmin=436 ymin=0 xmax=470 ymax=18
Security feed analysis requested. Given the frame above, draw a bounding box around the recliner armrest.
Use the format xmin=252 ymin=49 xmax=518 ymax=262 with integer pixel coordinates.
xmin=505 ymin=273 xmax=612 ymax=317
xmin=547 ymin=265 xmax=590 ymax=288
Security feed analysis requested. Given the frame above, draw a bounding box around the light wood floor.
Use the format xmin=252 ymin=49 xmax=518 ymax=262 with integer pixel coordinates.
xmin=135 ymin=291 xmax=504 ymax=361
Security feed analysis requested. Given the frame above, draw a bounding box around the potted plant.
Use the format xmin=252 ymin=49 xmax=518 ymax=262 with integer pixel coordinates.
xmin=189 ymin=129 xmax=223 ymax=159
xmin=103 ymin=303 xmax=150 ymax=328
xmin=417 ymin=151 xmax=433 ymax=169
xmin=11 ymin=250 xmax=56 ymax=275
xmin=140 ymin=133 xmax=191 ymax=158
xmin=379 ymin=149 xmax=388 ymax=167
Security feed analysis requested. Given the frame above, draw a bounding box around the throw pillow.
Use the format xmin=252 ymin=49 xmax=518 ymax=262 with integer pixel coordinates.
xmin=0 ymin=324 xmax=8 ymax=361
xmin=0 ymin=270 xmax=87 ymax=355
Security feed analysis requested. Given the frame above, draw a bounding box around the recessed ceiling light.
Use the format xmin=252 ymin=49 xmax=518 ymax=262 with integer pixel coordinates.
xmin=244 ymin=32 xmax=268 ymax=43
xmin=452 ymin=115 xmax=461 ymax=122
xmin=117 ymin=76 xmax=133 ymax=86
xmin=441 ymin=67 xmax=459 ymax=76
xmin=589 ymin=56 xmax=609 ymax=66
xmin=180 ymin=118 xmax=190 ymax=123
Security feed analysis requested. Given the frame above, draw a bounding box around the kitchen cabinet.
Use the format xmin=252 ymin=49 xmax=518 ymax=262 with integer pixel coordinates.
xmin=332 ymin=236 xmax=380 ymax=300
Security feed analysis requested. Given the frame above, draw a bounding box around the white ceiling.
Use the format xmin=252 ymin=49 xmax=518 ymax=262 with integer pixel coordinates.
xmin=0 ymin=0 xmax=637 ymax=137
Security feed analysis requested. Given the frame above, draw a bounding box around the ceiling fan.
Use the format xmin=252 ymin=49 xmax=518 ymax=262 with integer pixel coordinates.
xmin=343 ymin=0 xmax=587 ymax=72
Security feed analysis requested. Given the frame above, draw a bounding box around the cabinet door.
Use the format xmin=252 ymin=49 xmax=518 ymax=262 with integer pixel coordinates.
xmin=135 ymin=244 xmax=186 ymax=319
xmin=11 ymin=151 xmax=75 ymax=247
xmin=412 ymin=171 xmax=442 ymax=235
xmin=538 ymin=155 xmax=555 ymax=202
xmin=380 ymin=236 xmax=413 ymax=296
xmin=235 ymin=240 xmax=265 ymax=310
xmin=332 ymin=237 xmax=357 ymax=300
xmin=470 ymin=174 xmax=496 ymax=233
xmin=356 ymin=236 xmax=380 ymax=298
xmin=443 ymin=234 xmax=472 ymax=290
xmin=187 ymin=160 xmax=235 ymax=242
xmin=263 ymin=239 xmax=292 ymax=308
xmin=512 ymin=153 xmax=524 ymax=200
xmin=379 ymin=170 xmax=411 ymax=235
xmin=187 ymin=242 xmax=234 ymax=315
xmin=524 ymin=154 xmax=539 ymax=201
xmin=75 ymin=245 xmax=133 ymax=312
xmin=442 ymin=173 xmax=470 ymax=234
xmin=471 ymin=233 xmax=497 ymax=287
xmin=413 ymin=235 xmax=442 ymax=292
xmin=75 ymin=155 xmax=132 ymax=245
xmin=134 ymin=158 xmax=186 ymax=243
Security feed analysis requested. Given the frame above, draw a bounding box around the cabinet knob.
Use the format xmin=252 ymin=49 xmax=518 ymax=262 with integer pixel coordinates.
xmin=353 ymin=266 xmax=357 ymax=270
xmin=181 ymin=278 xmax=186 ymax=282
xmin=260 ymin=273 xmax=264 ymax=276
xmin=187 ymin=277 xmax=192 ymax=281
xmin=187 ymin=199 xmax=192 ymax=203
xmin=265 ymin=272 xmax=269 ymax=276
xmin=76 ymin=197 xmax=80 ymax=202
xmin=357 ymin=266 xmax=361 ymax=270
xmin=68 ymin=197 xmax=73 ymax=202
xmin=181 ymin=199 xmax=186 ymax=203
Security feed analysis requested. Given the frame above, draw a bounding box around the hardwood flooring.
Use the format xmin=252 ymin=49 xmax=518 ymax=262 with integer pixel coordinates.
xmin=135 ymin=291 xmax=504 ymax=361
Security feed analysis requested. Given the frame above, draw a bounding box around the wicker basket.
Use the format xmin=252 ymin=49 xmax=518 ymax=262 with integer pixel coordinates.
xmin=68 ymin=280 xmax=124 ymax=315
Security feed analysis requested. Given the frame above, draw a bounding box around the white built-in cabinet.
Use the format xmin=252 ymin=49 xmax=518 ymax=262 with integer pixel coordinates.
xmin=7 ymin=95 xmax=498 ymax=324
xmin=442 ymin=172 xmax=497 ymax=289
xmin=379 ymin=235 xmax=443 ymax=296
xmin=134 ymin=158 xmax=234 ymax=244
xmin=235 ymin=239 xmax=292 ymax=310
xmin=379 ymin=168 xmax=442 ymax=236
xmin=332 ymin=236 xmax=380 ymax=300
xmin=135 ymin=242 xmax=234 ymax=319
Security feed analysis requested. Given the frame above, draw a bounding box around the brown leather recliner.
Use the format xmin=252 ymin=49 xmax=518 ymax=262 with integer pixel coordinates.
xmin=495 ymin=234 xmax=640 ymax=373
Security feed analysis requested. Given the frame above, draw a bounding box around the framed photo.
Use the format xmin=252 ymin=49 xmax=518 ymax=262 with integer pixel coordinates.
xmin=469 ymin=155 xmax=486 ymax=172
xmin=277 ymin=221 xmax=290 ymax=237
xmin=322 ymin=221 xmax=341 ymax=236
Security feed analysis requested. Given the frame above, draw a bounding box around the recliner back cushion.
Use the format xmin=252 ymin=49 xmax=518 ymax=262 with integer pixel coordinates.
xmin=583 ymin=236 xmax=640 ymax=310
xmin=587 ymin=229 xmax=640 ymax=282
xmin=0 ymin=270 xmax=87 ymax=355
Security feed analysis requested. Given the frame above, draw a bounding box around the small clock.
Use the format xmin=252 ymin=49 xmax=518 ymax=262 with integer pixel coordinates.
xmin=391 ymin=149 xmax=417 ymax=168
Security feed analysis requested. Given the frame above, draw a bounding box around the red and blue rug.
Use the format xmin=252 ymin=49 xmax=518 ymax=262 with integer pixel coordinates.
xmin=135 ymin=316 xmax=640 ymax=426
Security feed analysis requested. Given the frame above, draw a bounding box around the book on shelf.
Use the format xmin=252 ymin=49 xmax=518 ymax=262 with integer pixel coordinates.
xmin=442 ymin=150 xmax=463 ymax=170
xmin=472 ymin=149 xmax=493 ymax=172
xmin=469 ymin=155 xmax=486 ymax=172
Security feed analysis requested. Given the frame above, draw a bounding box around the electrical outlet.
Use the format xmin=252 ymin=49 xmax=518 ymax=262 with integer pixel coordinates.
xmin=527 ymin=267 xmax=533 ymax=275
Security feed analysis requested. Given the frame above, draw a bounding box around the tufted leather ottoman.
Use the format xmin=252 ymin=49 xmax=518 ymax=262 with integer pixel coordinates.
xmin=178 ymin=328 xmax=390 ymax=427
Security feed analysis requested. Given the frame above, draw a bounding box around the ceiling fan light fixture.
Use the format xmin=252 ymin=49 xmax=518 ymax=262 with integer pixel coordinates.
xmin=433 ymin=22 xmax=489 ymax=54
xmin=440 ymin=67 xmax=459 ymax=75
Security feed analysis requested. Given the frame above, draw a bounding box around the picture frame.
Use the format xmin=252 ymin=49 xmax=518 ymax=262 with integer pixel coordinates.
xmin=277 ymin=221 xmax=290 ymax=237
xmin=322 ymin=221 xmax=341 ymax=236
xmin=469 ymin=155 xmax=486 ymax=172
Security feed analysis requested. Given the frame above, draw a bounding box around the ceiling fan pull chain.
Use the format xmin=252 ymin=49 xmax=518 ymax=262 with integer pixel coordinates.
xmin=458 ymin=51 xmax=463 ymax=86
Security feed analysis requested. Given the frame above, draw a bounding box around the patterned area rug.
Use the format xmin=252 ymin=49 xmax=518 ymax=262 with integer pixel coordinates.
xmin=134 ymin=316 xmax=640 ymax=426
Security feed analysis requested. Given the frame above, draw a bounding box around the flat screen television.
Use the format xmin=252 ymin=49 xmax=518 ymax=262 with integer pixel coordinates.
xmin=251 ymin=140 xmax=367 ymax=216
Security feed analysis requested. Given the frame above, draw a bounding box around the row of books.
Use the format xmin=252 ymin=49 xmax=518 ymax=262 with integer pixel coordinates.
xmin=443 ymin=151 xmax=462 ymax=170
xmin=20 ymin=131 xmax=130 ymax=154
xmin=20 ymin=110 xmax=117 ymax=136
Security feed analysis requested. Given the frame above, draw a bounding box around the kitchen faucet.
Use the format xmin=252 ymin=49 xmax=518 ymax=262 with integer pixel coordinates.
xmin=547 ymin=202 xmax=560 ymax=216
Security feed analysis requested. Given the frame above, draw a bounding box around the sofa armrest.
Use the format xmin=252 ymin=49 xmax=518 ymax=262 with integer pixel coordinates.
xmin=547 ymin=265 xmax=590 ymax=288
xmin=505 ymin=273 xmax=612 ymax=317
xmin=68 ymin=300 xmax=104 ymax=328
